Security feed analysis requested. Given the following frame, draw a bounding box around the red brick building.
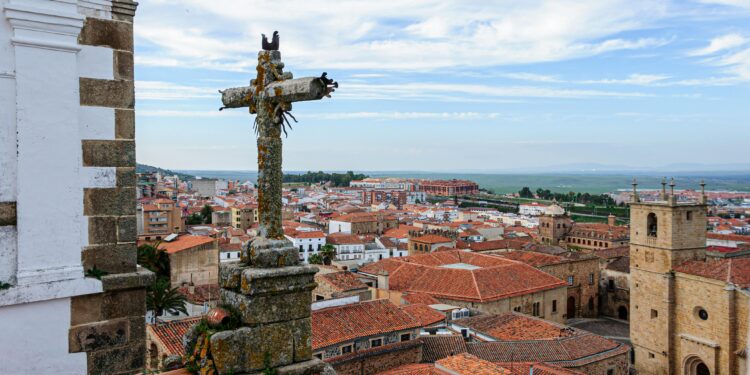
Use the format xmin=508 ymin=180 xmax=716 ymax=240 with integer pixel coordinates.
xmin=419 ymin=180 xmax=479 ymax=197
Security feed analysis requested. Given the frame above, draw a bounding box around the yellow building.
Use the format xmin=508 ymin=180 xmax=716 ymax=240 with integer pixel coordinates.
xmin=630 ymin=180 xmax=749 ymax=375
xmin=231 ymin=204 xmax=258 ymax=231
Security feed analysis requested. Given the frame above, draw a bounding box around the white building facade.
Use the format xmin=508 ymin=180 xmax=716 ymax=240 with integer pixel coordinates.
xmin=285 ymin=231 xmax=327 ymax=263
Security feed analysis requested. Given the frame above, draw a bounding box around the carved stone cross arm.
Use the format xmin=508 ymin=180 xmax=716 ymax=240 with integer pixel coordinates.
xmin=220 ymin=74 xmax=337 ymax=110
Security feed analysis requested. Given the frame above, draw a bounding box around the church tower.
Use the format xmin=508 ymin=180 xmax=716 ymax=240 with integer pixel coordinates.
xmin=629 ymin=178 xmax=707 ymax=374
xmin=538 ymin=203 xmax=571 ymax=245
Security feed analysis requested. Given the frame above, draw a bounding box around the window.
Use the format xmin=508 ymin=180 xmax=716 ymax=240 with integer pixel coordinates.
xmin=696 ymin=307 xmax=708 ymax=320
xmin=651 ymin=309 xmax=658 ymax=319
xmin=589 ymin=273 xmax=594 ymax=285
xmin=314 ymin=353 xmax=323 ymax=360
xmin=340 ymin=345 xmax=352 ymax=354
xmin=299 ymin=245 xmax=304 ymax=252
xmin=567 ymin=276 xmax=574 ymax=285
xmin=649 ymin=353 xmax=655 ymax=359
xmin=608 ymin=279 xmax=615 ymax=290
xmin=552 ymin=300 xmax=557 ymax=313
xmin=315 ymin=295 xmax=325 ymax=301
xmin=647 ymin=213 xmax=658 ymax=237
xmin=400 ymin=333 xmax=411 ymax=342
xmin=532 ymin=302 xmax=540 ymax=317
xmin=513 ymin=306 xmax=521 ymax=312
xmin=607 ymin=370 xmax=614 ymax=375
xmin=370 ymin=338 xmax=382 ymax=348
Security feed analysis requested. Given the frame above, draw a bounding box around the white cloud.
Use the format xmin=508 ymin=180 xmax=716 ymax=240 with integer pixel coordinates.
xmin=135 ymin=81 xmax=218 ymax=100
xmin=689 ymin=33 xmax=747 ymax=56
xmin=134 ymin=0 xmax=672 ymax=72
xmin=580 ymin=73 xmax=671 ymax=85
xmin=697 ymin=0 xmax=750 ymax=9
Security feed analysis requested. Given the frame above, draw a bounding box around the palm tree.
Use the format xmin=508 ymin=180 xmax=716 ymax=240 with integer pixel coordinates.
xmin=147 ymin=278 xmax=188 ymax=316
xmin=137 ymin=243 xmax=170 ymax=279
xmin=308 ymin=253 xmax=324 ymax=265
xmin=319 ymin=244 xmax=336 ymax=265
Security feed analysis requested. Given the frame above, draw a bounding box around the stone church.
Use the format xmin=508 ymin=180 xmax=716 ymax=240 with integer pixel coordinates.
xmin=630 ymin=182 xmax=749 ymax=375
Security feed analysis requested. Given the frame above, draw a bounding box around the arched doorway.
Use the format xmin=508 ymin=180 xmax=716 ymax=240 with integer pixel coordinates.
xmin=567 ymin=296 xmax=576 ymax=318
xmin=618 ymin=305 xmax=628 ymax=320
xmin=684 ymin=356 xmax=711 ymax=375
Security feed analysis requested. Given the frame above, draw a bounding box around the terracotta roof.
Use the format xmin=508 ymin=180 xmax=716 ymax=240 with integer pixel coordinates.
xmin=358 ymin=251 xmax=566 ymax=303
xmin=333 ymin=212 xmax=396 ymax=223
xmin=675 ymin=258 xmax=750 ymax=288
xmin=707 ymin=232 xmax=750 ymax=243
xmin=315 ymin=271 xmax=368 ymax=292
xmin=462 ymin=313 xmax=628 ymax=366
xmin=401 ymin=304 xmax=446 ymax=327
xmin=147 ymin=317 xmax=201 ymax=356
xmin=327 ymin=233 xmax=365 ymax=245
xmin=436 ymin=353 xmax=511 ymax=374
xmin=312 ymin=299 xmax=421 ymax=349
xmin=496 ymin=363 xmax=584 ymax=375
xmin=592 ymin=246 xmax=629 ymax=260
xmin=412 ymin=234 xmax=454 ymax=244
xmin=467 ymin=239 xmax=530 ymax=252
xmin=402 ymin=292 xmax=441 ymax=305
xmin=420 ymin=335 xmax=469 ymax=363
xmin=605 ymin=256 xmax=630 ymax=273
xmin=455 ymin=313 xmax=576 ymax=341
xmin=156 ymin=235 xmax=215 ymax=254
xmin=379 ymin=364 xmax=447 ymax=375
xmin=497 ymin=251 xmax=596 ymax=268
xmin=287 ymin=230 xmax=326 ymax=239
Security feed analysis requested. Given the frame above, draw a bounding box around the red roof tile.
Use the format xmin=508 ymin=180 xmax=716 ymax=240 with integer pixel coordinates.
xmin=401 ymin=304 xmax=446 ymax=327
xmin=402 ymin=292 xmax=441 ymax=306
xmin=156 ymin=235 xmax=216 ymax=254
xmin=436 ymin=353 xmax=511 ymax=375
xmin=675 ymin=258 xmax=750 ymax=288
xmin=316 ymin=271 xmax=368 ymax=292
xmin=148 ymin=317 xmax=201 ymax=356
xmin=312 ymin=299 xmax=421 ymax=349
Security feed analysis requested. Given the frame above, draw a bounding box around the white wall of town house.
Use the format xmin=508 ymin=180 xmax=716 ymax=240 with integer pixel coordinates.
xmin=0 ymin=0 xmax=121 ymax=371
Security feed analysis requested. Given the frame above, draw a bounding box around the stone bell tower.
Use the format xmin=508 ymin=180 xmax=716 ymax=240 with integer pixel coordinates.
xmin=629 ymin=178 xmax=707 ymax=374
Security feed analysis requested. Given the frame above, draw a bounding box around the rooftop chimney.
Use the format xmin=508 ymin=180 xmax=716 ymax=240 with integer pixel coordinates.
xmin=608 ymin=214 xmax=617 ymax=227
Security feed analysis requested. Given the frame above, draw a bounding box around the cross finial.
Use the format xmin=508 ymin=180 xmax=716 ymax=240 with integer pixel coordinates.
xmin=632 ymin=178 xmax=639 ymax=203
xmin=669 ymin=177 xmax=676 ymax=196
xmin=700 ymin=179 xmax=706 ymax=204
xmin=262 ymin=31 xmax=280 ymax=51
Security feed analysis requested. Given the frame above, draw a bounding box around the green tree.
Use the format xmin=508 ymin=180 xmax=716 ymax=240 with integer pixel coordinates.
xmin=200 ymin=204 xmax=213 ymax=224
xmin=308 ymin=253 xmax=323 ymax=265
xmin=319 ymin=244 xmax=337 ymax=265
xmin=518 ymin=187 xmax=534 ymax=198
xmin=137 ymin=243 xmax=170 ymax=279
xmin=147 ymin=278 xmax=188 ymax=316
xmin=186 ymin=213 xmax=203 ymax=225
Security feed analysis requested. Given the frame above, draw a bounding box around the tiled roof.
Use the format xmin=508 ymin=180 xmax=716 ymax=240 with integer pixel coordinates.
xmin=522 ymin=244 xmax=567 ymax=255
xmin=436 ymin=353 xmax=511 ymax=374
xmin=569 ymin=223 xmax=628 ymax=241
xmin=378 ymin=364 xmax=447 ymax=375
xmin=592 ymin=246 xmax=629 ymax=260
xmin=401 ymin=304 xmax=446 ymax=327
xmin=497 ymin=251 xmax=596 ymax=268
xmin=605 ymin=256 xmax=630 ymax=273
xmin=463 ymin=314 xmax=627 ymax=366
xmin=706 ymin=232 xmax=750 ymax=242
xmin=157 ymin=235 xmax=215 ymax=254
xmin=420 ymin=335 xmax=469 ymax=362
xmin=327 ymin=233 xmax=365 ymax=245
xmin=675 ymin=258 xmax=750 ymax=288
xmin=412 ymin=234 xmax=454 ymax=244
xmin=455 ymin=313 xmax=576 ymax=341
xmin=287 ymin=230 xmax=326 ymax=239
xmin=358 ymin=251 xmax=566 ymax=303
xmin=147 ymin=317 xmax=202 ymax=356
xmin=496 ymin=362 xmax=584 ymax=375
xmin=468 ymin=239 xmax=530 ymax=252
xmin=312 ymin=299 xmax=421 ymax=349
xmin=316 ymin=271 xmax=368 ymax=292
xmin=402 ymin=292 xmax=441 ymax=305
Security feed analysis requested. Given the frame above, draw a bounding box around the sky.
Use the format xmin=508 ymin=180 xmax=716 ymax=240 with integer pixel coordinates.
xmin=134 ymin=0 xmax=750 ymax=172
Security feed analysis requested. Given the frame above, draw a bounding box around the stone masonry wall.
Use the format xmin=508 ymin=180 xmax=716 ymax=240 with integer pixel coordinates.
xmin=68 ymin=2 xmax=154 ymax=374
xmin=331 ymin=341 xmax=423 ymax=375
xmin=574 ymin=351 xmax=630 ymax=375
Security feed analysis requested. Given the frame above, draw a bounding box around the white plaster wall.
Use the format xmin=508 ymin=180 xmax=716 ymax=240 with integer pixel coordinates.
xmin=0 ymin=297 xmax=87 ymax=373
xmin=79 ymin=106 xmax=115 ymax=139
xmin=328 ymin=220 xmax=351 ymax=234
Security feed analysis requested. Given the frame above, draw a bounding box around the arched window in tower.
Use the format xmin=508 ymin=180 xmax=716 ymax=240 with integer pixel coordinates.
xmin=647 ymin=213 xmax=658 ymax=237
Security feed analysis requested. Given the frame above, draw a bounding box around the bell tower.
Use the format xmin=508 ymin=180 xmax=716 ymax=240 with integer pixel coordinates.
xmin=629 ymin=178 xmax=707 ymax=374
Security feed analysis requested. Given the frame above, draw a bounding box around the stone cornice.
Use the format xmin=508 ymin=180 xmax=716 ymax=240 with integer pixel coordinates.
xmin=5 ymin=1 xmax=84 ymax=52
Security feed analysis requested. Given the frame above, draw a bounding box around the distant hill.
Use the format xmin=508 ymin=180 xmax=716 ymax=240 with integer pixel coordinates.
xmin=136 ymin=163 xmax=195 ymax=180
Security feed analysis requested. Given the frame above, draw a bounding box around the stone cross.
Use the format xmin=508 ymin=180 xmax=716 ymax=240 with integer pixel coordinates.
xmin=220 ymin=31 xmax=337 ymax=240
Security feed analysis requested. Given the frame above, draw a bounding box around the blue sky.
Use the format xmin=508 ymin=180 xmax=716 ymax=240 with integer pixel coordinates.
xmin=134 ymin=0 xmax=750 ymax=172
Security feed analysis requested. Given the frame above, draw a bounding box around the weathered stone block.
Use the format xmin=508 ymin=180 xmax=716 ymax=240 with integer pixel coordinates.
xmin=115 ymin=109 xmax=135 ymax=139
xmin=117 ymin=215 xmax=137 ymax=242
xmin=100 ymin=267 xmax=155 ymax=291
xmin=292 ymin=317 xmax=313 ymax=362
xmin=86 ymin=341 xmax=146 ymax=375
xmin=82 ymin=140 xmax=135 ymax=167
xmin=240 ymin=265 xmax=318 ymax=295
xmin=111 ymin=0 xmax=138 ymax=22
xmin=80 ymin=78 xmax=134 ymax=108
xmin=114 ymin=50 xmax=133 ymax=80
xmin=210 ymin=320 xmax=298 ymax=374
xmin=127 ymin=315 xmax=146 ymax=345
xmin=71 ymin=294 xmax=104 ymax=326
xmin=116 ymin=167 xmax=136 ymax=187
xmin=88 ymin=216 xmax=117 ymax=244
xmin=0 ymin=201 xmax=16 ymax=226
xmin=69 ymin=318 xmax=129 ymax=353
xmin=221 ymin=288 xmax=312 ymax=325
xmin=219 ymin=262 xmax=245 ymax=290
xmin=82 ymin=242 xmax=137 ymax=274
xmin=243 ymin=239 xmax=301 ymax=267
xmin=79 ymin=17 xmax=133 ymax=51
xmin=84 ymin=187 xmax=136 ymax=216
xmin=102 ymin=289 xmax=146 ymax=319
xmin=273 ymin=358 xmax=328 ymax=375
